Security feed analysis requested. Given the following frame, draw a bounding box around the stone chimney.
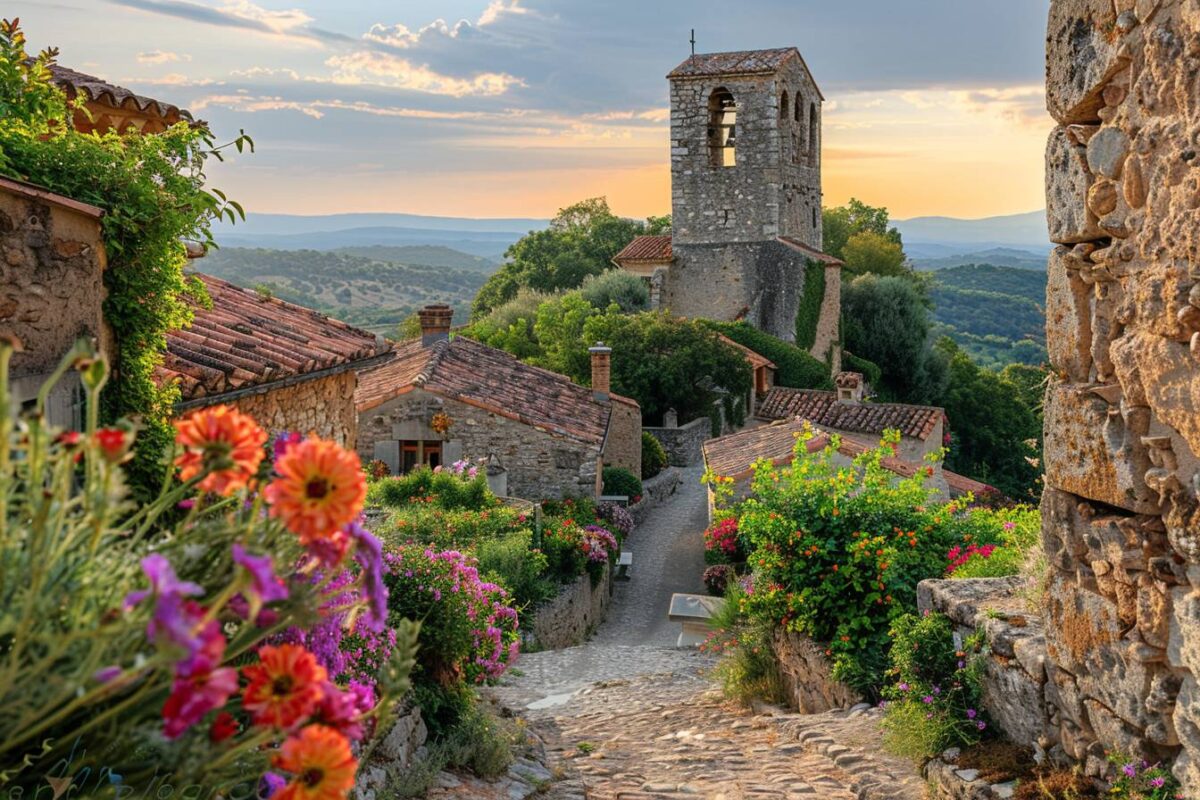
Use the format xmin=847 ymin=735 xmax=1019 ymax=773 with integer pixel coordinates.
xmin=589 ymin=342 xmax=612 ymax=402
xmin=418 ymin=304 xmax=453 ymax=346
xmin=834 ymin=371 xmax=864 ymax=405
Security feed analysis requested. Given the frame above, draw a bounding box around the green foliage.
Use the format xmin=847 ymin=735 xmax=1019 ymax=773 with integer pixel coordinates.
xmin=703 ymin=583 xmax=786 ymax=706
xmin=937 ymin=338 xmax=1042 ymax=501
xmin=1105 ymin=753 xmax=1181 ymax=799
xmin=641 ymin=431 xmax=668 ymax=480
xmin=433 ymin=696 xmax=521 ymax=779
xmin=579 ymin=269 xmax=650 ymax=313
xmin=842 ymin=230 xmax=910 ymax=278
xmin=471 ymin=198 xmax=653 ymax=317
xmin=930 ymin=264 xmax=1048 ymax=368
xmin=0 ymin=22 xmax=249 ymax=496
xmin=712 ymin=429 xmax=1009 ymax=694
xmin=822 ymin=198 xmax=903 ymax=262
xmin=533 ymin=291 xmax=599 ymax=378
xmin=794 ymin=259 xmax=827 ymax=352
xmin=881 ymin=613 xmax=988 ymax=761
xmin=367 ymin=465 xmax=496 ymax=511
xmin=949 ymin=507 xmax=1040 ymax=579
xmin=702 ymin=320 xmax=831 ymax=390
xmin=602 ymin=466 xmax=643 ymax=499
xmin=476 ymin=530 xmax=555 ymax=608
xmin=842 ymin=350 xmax=883 ymax=389
xmin=842 ymin=274 xmax=946 ymax=404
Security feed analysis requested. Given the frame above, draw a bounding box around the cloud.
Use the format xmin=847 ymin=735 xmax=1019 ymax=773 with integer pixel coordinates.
xmin=136 ymin=49 xmax=190 ymax=64
xmin=108 ymin=0 xmax=354 ymax=46
xmin=191 ymin=93 xmax=497 ymax=120
xmin=229 ymin=66 xmax=302 ymax=80
xmin=324 ymin=51 xmax=524 ymax=97
xmin=950 ymin=85 xmax=1047 ymax=126
xmin=364 ymin=0 xmax=528 ymax=48
xmin=126 ymin=73 xmax=218 ymax=86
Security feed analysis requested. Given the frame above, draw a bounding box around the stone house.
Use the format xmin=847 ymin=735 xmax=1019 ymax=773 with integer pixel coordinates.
xmin=701 ymin=417 xmax=993 ymax=521
xmin=159 ymin=274 xmax=390 ymax=447
xmin=0 ymin=175 xmax=108 ymax=427
xmin=613 ymin=47 xmax=843 ymax=359
xmin=755 ymin=372 xmax=946 ymax=463
xmin=355 ymin=305 xmax=642 ymax=501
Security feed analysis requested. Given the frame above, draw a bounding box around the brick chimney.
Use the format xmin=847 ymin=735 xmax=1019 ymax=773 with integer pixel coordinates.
xmin=835 ymin=371 xmax=864 ymax=405
xmin=418 ymin=304 xmax=453 ymax=346
xmin=588 ymin=342 xmax=612 ymax=402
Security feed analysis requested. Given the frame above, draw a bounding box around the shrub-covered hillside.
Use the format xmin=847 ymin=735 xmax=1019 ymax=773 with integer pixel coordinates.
xmin=930 ymin=264 xmax=1047 ymax=368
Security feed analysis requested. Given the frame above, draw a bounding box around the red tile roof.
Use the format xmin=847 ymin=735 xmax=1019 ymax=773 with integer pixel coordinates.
xmin=613 ymin=235 xmax=673 ymax=263
xmin=159 ymin=274 xmax=384 ymax=402
xmin=667 ymin=48 xmax=825 ymax=99
xmin=702 ymin=418 xmax=991 ymax=497
xmin=777 ymin=237 xmax=844 ymax=266
xmin=51 ymin=65 xmax=194 ymax=124
xmin=355 ymin=336 xmax=622 ymax=446
xmin=716 ymin=334 xmax=776 ymax=372
xmin=757 ymin=386 xmax=944 ymax=442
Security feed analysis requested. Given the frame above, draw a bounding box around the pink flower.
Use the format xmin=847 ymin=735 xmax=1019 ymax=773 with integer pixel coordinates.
xmin=161 ymin=618 xmax=238 ymax=739
xmin=125 ymin=554 xmax=205 ymax=653
xmin=232 ymin=543 xmax=288 ymax=606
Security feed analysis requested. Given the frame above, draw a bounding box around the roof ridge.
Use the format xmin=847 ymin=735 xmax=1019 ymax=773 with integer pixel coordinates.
xmin=413 ymin=338 xmax=450 ymax=386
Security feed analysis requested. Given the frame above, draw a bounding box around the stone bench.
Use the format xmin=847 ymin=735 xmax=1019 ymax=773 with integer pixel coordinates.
xmin=668 ymin=592 xmax=725 ymax=648
xmin=615 ymin=550 xmax=633 ymax=581
xmin=599 ymin=494 xmax=630 ymax=507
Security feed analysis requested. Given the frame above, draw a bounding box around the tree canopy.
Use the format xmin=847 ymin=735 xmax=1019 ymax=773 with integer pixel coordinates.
xmin=822 ymin=198 xmax=903 ymax=262
xmin=471 ymin=198 xmax=668 ymax=318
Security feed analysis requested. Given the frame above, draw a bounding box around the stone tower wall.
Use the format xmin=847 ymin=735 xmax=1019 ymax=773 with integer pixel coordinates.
xmin=669 ymin=56 xmax=822 ymax=247
xmin=1042 ymin=0 xmax=1200 ymax=790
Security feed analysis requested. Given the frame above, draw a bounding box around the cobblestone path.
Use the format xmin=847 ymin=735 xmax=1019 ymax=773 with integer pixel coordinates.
xmin=479 ymin=466 xmax=926 ymax=800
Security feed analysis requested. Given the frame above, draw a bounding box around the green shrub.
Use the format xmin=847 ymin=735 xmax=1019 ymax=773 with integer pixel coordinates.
xmin=712 ymin=428 xmax=1005 ymax=694
xmin=949 ymin=506 xmax=1040 ymax=579
xmin=703 ymin=582 xmax=786 ymax=706
xmin=579 ymin=269 xmax=650 ymax=312
xmin=378 ymin=505 xmax=528 ymax=549
xmin=702 ymin=320 xmax=831 ymax=389
xmin=641 ymin=431 xmax=668 ymax=479
xmin=881 ymin=613 xmax=987 ymax=761
xmin=367 ymin=466 xmax=496 ymax=511
xmin=476 ymin=530 xmax=556 ymax=607
xmin=843 ymin=350 xmax=883 ymax=389
xmin=602 ymin=466 xmax=643 ymax=499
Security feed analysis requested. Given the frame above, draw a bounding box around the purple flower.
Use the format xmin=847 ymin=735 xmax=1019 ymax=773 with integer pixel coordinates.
xmin=966 ymin=708 xmax=977 ymax=720
xmin=932 ymin=685 xmax=941 ymax=695
xmin=976 ymin=721 xmax=987 ymax=731
xmin=176 ymin=498 xmax=195 ymax=511
xmin=957 ymin=660 xmax=965 ymax=669
xmin=232 ymin=544 xmax=288 ymax=605
xmin=258 ymin=773 xmax=286 ymax=799
xmin=272 ymin=431 xmax=302 ymax=461
xmin=349 ymin=522 xmax=388 ymax=633
xmin=93 ymin=666 xmax=122 ymax=684
xmin=922 ymin=695 xmax=934 ymax=704
xmin=1150 ymin=776 xmax=1166 ymax=788
xmin=1123 ymin=763 xmax=1137 ymax=778
xmin=124 ymin=554 xmax=204 ymax=651
xmin=898 ymin=682 xmax=910 ymax=692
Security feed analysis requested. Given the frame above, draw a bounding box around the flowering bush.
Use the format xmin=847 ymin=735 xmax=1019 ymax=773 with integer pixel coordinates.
xmin=947 ymin=543 xmax=997 ymax=573
xmin=597 ymin=501 xmax=635 ymax=540
xmin=712 ymin=428 xmax=1009 ymax=693
xmin=381 ymin=504 xmax=528 ymax=549
xmin=382 ymin=545 xmax=520 ymax=686
xmin=367 ymin=464 xmax=494 ymax=511
xmin=704 ymin=564 xmax=736 ymax=596
xmin=948 ymin=507 xmax=1040 ymax=579
xmin=1107 ymin=754 xmax=1183 ymax=799
xmin=704 ymin=517 xmax=743 ymax=564
xmin=881 ymin=612 xmax=988 ymax=761
xmin=0 ymin=343 xmax=417 ymax=798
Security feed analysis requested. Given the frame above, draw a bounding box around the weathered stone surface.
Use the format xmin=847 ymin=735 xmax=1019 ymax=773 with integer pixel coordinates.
xmin=1127 ymin=333 xmax=1200 ymax=457
xmin=644 ymin=417 xmax=709 ymax=467
xmin=234 ymin=371 xmax=359 ymax=449
xmin=1046 ymin=0 xmax=1122 ymax=123
xmin=526 ymin=563 xmax=612 ymax=650
xmin=1045 ymin=246 xmax=1094 ymax=381
xmin=773 ymin=629 xmax=863 ymax=713
xmin=1046 ymin=127 xmax=1105 ymax=243
xmin=1087 ymin=127 xmax=1131 ymax=179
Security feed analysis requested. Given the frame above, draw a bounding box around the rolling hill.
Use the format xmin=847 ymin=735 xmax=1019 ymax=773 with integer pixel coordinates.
xmin=929 ymin=264 xmax=1047 ymax=368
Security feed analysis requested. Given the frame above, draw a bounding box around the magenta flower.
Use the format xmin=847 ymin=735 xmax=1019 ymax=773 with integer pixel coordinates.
xmin=161 ymin=617 xmax=238 ymax=739
xmin=349 ymin=522 xmax=389 ymax=633
xmin=966 ymin=708 xmax=977 ymax=719
xmin=259 ymin=773 xmax=286 ymax=799
xmin=922 ymin=695 xmax=934 ymax=704
xmin=1122 ymin=763 xmax=1137 ymax=778
xmin=314 ymin=682 xmax=367 ymax=741
xmin=125 ymin=554 xmax=205 ymax=652
xmin=976 ymin=721 xmax=987 ymax=731
xmin=93 ymin=666 xmax=122 ymax=684
xmin=272 ymin=431 xmax=302 ymax=461
xmin=898 ymin=682 xmax=910 ymax=692
xmin=232 ymin=543 xmax=288 ymax=605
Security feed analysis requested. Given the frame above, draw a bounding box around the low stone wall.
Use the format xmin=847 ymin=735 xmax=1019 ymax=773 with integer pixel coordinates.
xmin=645 ymin=418 xmax=710 ymax=467
xmin=354 ymin=701 xmax=428 ymax=800
xmin=526 ymin=562 xmax=612 ymax=650
xmin=630 ymin=467 xmax=683 ymax=525
xmin=772 ymin=629 xmax=863 ymax=713
xmin=917 ymin=577 xmax=1055 ymax=759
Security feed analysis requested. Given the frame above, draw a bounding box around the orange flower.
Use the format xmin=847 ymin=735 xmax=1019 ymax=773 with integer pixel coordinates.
xmin=95 ymin=427 xmax=134 ymax=463
xmin=174 ymin=405 xmax=267 ymax=495
xmin=266 ymin=438 xmax=366 ymax=546
xmin=273 ymin=725 xmax=358 ymax=800
xmin=242 ymin=644 xmax=328 ymax=729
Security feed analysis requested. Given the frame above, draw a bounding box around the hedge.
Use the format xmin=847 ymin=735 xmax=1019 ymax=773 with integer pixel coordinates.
xmin=794 ymin=259 xmax=827 ymax=351
xmin=702 ymin=320 xmax=832 ymax=390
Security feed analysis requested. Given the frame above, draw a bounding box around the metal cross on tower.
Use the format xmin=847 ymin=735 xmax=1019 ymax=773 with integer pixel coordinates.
xmin=690 ymin=29 xmax=696 ymax=58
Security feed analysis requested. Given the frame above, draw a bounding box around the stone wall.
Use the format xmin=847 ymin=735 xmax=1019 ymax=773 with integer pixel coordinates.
xmin=0 ymin=182 xmax=109 ymax=428
xmin=358 ymin=388 xmax=602 ymax=501
xmin=810 ymin=263 xmax=843 ymax=365
xmin=772 ymin=629 xmax=863 ymax=713
xmin=1042 ymin=1 xmax=1200 ymax=789
xmin=526 ymin=563 xmax=612 ymax=650
xmin=645 ymin=417 xmax=710 ymax=467
xmin=227 ymin=371 xmax=359 ymax=449
xmin=603 ymin=398 xmax=642 ymax=478
xmin=630 ymin=466 xmax=683 ymax=525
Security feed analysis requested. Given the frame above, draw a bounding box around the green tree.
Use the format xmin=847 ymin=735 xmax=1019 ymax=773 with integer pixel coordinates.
xmin=842 ymin=230 xmax=909 ymax=278
xmin=822 ymin=198 xmax=903 ymax=261
xmin=471 ymin=198 xmax=657 ymax=318
xmin=532 ymin=292 xmax=598 ymax=378
xmin=841 ymin=274 xmax=945 ymax=404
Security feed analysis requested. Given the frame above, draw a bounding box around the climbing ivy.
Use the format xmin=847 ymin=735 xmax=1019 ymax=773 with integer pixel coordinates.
xmin=793 ymin=259 xmax=826 ymax=352
xmin=0 ymin=20 xmax=250 ymax=495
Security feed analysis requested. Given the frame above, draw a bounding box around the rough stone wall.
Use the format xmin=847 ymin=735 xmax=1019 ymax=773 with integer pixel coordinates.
xmin=227 ymin=371 xmax=358 ymax=449
xmin=602 ymin=399 xmax=642 ymax=478
xmin=670 ymin=58 xmax=822 ymax=246
xmin=525 ymin=563 xmax=612 ymax=650
xmin=809 ymin=263 xmax=843 ymax=364
xmin=772 ymin=629 xmax=863 ymax=713
xmin=1042 ymin=1 xmax=1200 ymax=788
xmin=0 ymin=187 xmax=109 ymax=381
xmin=645 ymin=417 xmax=711 ymax=467
xmin=358 ymin=388 xmax=602 ymax=501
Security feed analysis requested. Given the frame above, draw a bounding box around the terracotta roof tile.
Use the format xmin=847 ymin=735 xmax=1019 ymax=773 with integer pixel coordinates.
xmin=668 ymin=48 xmax=798 ymax=79
xmin=757 ymin=386 xmax=944 ymax=442
xmin=355 ymin=337 xmax=616 ymax=446
xmin=159 ymin=274 xmax=384 ymax=401
xmin=51 ymin=65 xmax=194 ymax=123
xmin=716 ymin=333 xmax=775 ymax=371
xmin=777 ymin=237 xmax=844 ymax=266
xmin=614 ymin=234 xmax=673 ymax=263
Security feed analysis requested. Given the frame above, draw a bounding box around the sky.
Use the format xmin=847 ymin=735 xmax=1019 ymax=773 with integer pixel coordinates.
xmin=12 ymin=0 xmax=1052 ymax=221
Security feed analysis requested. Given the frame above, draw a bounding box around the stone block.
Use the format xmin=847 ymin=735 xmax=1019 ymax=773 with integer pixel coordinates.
xmin=982 ymin=659 xmax=1051 ymax=748
xmin=1046 ymin=127 xmax=1105 ymax=243
xmin=1120 ymin=331 xmax=1200 ymax=459
xmin=1168 ymin=586 xmax=1200 ymax=672
xmin=1046 ymin=0 xmax=1123 ymax=124
xmin=1045 ymin=246 xmax=1094 ymax=381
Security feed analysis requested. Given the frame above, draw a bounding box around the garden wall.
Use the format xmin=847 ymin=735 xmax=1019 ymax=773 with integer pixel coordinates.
xmin=772 ymin=629 xmax=862 ymax=713
xmin=1042 ymin=0 xmax=1200 ymax=790
xmin=630 ymin=466 xmax=683 ymax=525
xmin=224 ymin=371 xmax=359 ymax=449
xmin=526 ymin=562 xmax=612 ymax=650
xmin=645 ymin=417 xmax=710 ymax=467
xmin=354 ymin=702 xmax=428 ymax=800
